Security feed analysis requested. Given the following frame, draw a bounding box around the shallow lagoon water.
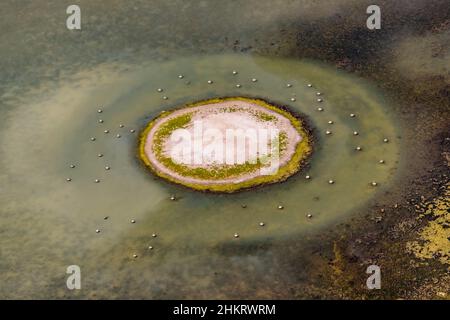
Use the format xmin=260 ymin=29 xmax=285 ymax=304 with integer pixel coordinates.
xmin=0 ymin=54 xmax=400 ymax=298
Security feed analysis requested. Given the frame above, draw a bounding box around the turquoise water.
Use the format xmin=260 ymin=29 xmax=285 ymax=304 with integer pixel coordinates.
xmin=0 ymin=54 xmax=400 ymax=298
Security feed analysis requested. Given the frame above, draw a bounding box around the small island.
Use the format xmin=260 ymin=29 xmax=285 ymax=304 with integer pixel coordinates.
xmin=139 ymin=97 xmax=313 ymax=192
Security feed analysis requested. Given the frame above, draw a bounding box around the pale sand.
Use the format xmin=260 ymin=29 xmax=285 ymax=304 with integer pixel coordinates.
xmin=143 ymin=99 xmax=302 ymax=185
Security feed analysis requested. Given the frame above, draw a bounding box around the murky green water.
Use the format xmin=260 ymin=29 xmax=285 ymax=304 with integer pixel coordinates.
xmin=0 ymin=54 xmax=400 ymax=298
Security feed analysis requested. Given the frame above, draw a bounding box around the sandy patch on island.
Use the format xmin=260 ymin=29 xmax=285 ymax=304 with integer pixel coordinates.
xmin=143 ymin=99 xmax=302 ymax=185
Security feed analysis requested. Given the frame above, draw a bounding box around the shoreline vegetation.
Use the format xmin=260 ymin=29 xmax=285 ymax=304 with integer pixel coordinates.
xmin=139 ymin=97 xmax=313 ymax=193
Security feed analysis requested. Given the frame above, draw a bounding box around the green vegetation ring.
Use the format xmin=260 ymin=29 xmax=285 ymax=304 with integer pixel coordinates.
xmin=139 ymin=97 xmax=313 ymax=192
